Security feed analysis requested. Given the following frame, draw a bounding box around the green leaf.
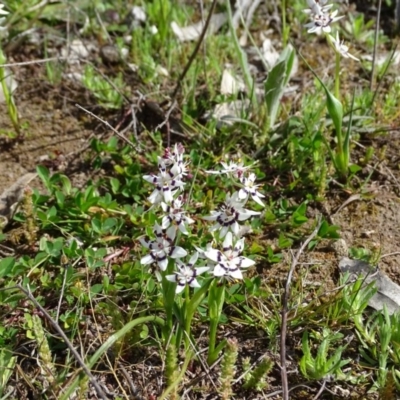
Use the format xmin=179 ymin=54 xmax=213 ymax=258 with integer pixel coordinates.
xmin=324 ymin=89 xmax=343 ymax=137
xmin=265 ymin=46 xmax=295 ymax=128
xmin=0 ymin=257 xmax=15 ymax=278
xmin=278 ymin=232 xmax=293 ymax=249
xmin=0 ymin=348 xmax=16 ymax=396
xmin=90 ymin=284 xmax=103 ymax=295
xmin=36 ymin=165 xmax=51 ymax=189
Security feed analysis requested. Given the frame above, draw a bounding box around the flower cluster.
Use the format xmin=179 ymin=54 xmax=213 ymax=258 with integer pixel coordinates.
xmin=140 ymin=144 xmax=193 ymax=274
xmin=139 ymin=147 xmax=263 ymax=293
xmin=304 ymin=0 xmax=358 ymax=61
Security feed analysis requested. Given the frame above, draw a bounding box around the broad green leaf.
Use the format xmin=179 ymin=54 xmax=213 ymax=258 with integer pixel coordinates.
xmin=0 ymin=257 xmax=15 ymax=278
xmin=265 ymin=46 xmax=295 ymax=128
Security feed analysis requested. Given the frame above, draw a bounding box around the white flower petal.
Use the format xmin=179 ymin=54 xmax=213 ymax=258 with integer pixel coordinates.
xmin=204 ymin=248 xmax=221 ymax=263
xmin=166 ymin=225 xmax=177 ymax=241
xmin=148 ymin=189 xmax=162 ymax=204
xmin=203 ymin=213 xmax=220 ymax=221
xmin=189 ymin=279 xmax=201 ymax=288
xmin=237 ymin=209 xmax=261 ymax=221
xmin=166 ymin=274 xmax=177 ymax=282
xmin=143 ymin=174 xmax=156 ymax=183
xmin=176 ymin=284 xmax=186 ymax=294
xmin=235 ymin=238 xmax=245 ymax=253
xmin=196 ymin=266 xmax=210 ymax=274
xmin=163 ymin=187 xmax=174 ymax=203
xmin=231 ymin=221 xmax=240 ymax=237
xmin=139 ymin=237 xmax=150 ymax=248
xmin=252 ymin=195 xmax=265 ymax=207
xmin=170 ymin=246 xmax=188 ymax=259
xmin=209 ymin=223 xmax=220 ymax=232
xmin=161 ymin=216 xmax=170 ymax=229
xmin=222 ymin=232 xmax=233 ymax=249
xmin=178 ymin=223 xmax=189 ymax=234
xmin=189 ymin=251 xmax=199 ymax=265
xmin=158 ymin=258 xmax=168 ymax=271
xmin=141 ymin=254 xmax=154 ymax=265
xmin=230 ymin=269 xmax=243 ymax=280
xmin=213 ymin=265 xmax=227 ymax=277
xmin=220 ymin=225 xmax=229 ymax=238
xmin=155 ymin=270 xmax=162 ymax=282
xmin=238 ymin=256 xmax=255 ymax=268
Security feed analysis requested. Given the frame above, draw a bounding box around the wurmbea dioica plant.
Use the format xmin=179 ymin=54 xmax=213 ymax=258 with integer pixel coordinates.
xmin=139 ymin=144 xmax=262 ymax=364
xmin=303 ymin=0 xmax=359 ymax=181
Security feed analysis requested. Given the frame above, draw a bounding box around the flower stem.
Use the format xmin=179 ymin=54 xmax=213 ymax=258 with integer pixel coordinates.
xmin=207 ymin=280 xmax=226 ymax=365
xmin=334 ymin=50 xmax=341 ymax=101
xmin=183 ymin=284 xmax=191 ymax=349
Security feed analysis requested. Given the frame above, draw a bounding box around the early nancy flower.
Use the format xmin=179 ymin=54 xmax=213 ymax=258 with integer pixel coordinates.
xmin=328 ymin=32 xmax=359 ymax=61
xmin=166 ymin=252 xmax=209 ymax=293
xmin=303 ymin=0 xmax=332 ymax=16
xmin=139 ymin=223 xmax=187 ymax=271
xmin=203 ymin=192 xmax=260 ymax=238
xmin=161 ymin=143 xmax=185 ymax=166
xmin=305 ymin=9 xmax=344 ymax=35
xmin=204 ymin=232 xmax=255 ymax=280
xmin=159 ymin=143 xmax=189 ymax=178
xmin=143 ymin=165 xmax=185 ymax=204
xmin=206 ymin=160 xmax=253 ymax=179
xmin=238 ymin=173 xmax=265 ymax=207
xmin=161 ymin=195 xmax=194 ymax=234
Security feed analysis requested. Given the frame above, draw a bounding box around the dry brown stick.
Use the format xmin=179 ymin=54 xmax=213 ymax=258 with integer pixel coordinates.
xmin=117 ymin=361 xmax=145 ymax=400
xmin=0 ymin=57 xmax=69 ymax=68
xmin=280 ymin=219 xmax=322 ymax=400
xmin=75 ymin=103 xmax=140 ymax=152
xmin=312 ymin=377 xmax=327 ymax=400
xmin=15 ymin=284 xmax=109 ymax=400
xmin=171 ymin=0 xmax=218 ymax=100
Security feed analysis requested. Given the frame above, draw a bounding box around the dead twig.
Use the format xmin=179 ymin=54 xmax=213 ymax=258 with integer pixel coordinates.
xmin=14 ymin=284 xmax=109 ymax=400
xmin=171 ymin=0 xmax=218 ymax=100
xmin=118 ymin=362 xmax=145 ymax=400
xmin=0 ymin=57 xmax=68 ymax=68
xmin=312 ymin=378 xmax=328 ymax=400
xmin=154 ymin=100 xmax=176 ymax=148
xmin=280 ymin=219 xmax=322 ymax=400
xmin=75 ymin=103 xmax=140 ymax=152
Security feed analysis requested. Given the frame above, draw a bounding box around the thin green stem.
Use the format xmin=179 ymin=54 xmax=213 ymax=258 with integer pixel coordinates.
xmin=334 ymin=51 xmax=341 ymax=101
xmin=207 ymin=280 xmax=225 ymax=365
xmin=184 ymin=284 xmax=191 ymax=349
xmin=282 ymin=0 xmax=288 ymax=48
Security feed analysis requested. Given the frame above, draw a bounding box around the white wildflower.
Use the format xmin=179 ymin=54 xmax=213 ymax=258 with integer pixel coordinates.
xmin=204 ymin=232 xmax=255 ymax=280
xmin=206 ymin=160 xmax=253 ymax=179
xmin=203 ymin=192 xmax=260 ymax=238
xmin=143 ymin=164 xmax=185 ymax=204
xmin=305 ymin=9 xmax=344 ymax=35
xmin=161 ymin=195 xmax=194 ymax=234
xmin=139 ymin=223 xmax=187 ymax=271
xmin=166 ymin=252 xmax=209 ymax=293
xmin=328 ymin=32 xmax=359 ymax=61
xmin=238 ymin=173 xmax=265 ymax=207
